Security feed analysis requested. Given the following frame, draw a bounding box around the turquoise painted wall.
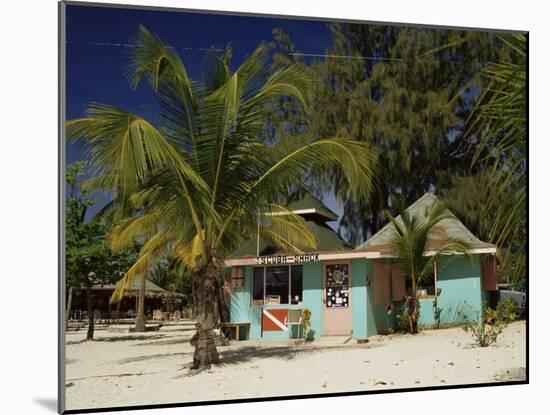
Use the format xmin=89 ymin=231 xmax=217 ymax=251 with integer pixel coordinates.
xmin=229 ymin=266 xmax=262 ymax=339
xmin=362 ymin=255 xmax=482 ymax=336
xmin=351 ymin=259 xmax=368 ymax=339
xmin=302 ymin=261 xmax=324 ymax=339
xmin=228 ymin=255 xmax=483 ymax=339
xmin=418 ymin=255 xmax=483 ymax=325
xmin=228 ymin=262 xmax=324 ymax=340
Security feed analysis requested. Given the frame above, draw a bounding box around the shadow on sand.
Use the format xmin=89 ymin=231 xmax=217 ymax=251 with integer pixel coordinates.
xmin=133 ymin=335 xmax=193 ymax=347
xmin=67 ymin=335 xmax=165 ymax=345
xmin=116 ymin=351 xmax=192 ymax=365
xmin=181 ymin=342 xmax=384 ymax=376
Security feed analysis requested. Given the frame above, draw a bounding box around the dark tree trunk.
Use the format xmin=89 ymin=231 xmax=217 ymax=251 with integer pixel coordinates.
xmin=191 ymin=273 xmax=197 ymax=319
xmin=86 ymin=285 xmax=95 ymax=340
xmin=65 ymin=286 xmax=74 ymax=330
xmin=215 ymin=274 xmax=230 ymax=323
xmin=406 ymin=296 xmax=419 ymax=334
xmin=116 ymin=299 xmax=122 ymax=322
xmin=191 ymin=261 xmax=220 ymax=368
xmin=135 ymin=274 xmax=147 ymax=332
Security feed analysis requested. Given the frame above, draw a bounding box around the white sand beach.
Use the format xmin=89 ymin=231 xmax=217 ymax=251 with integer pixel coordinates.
xmin=65 ymin=321 xmax=526 ymax=411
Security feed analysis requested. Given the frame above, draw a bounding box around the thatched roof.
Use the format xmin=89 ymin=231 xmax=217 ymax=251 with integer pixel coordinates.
xmin=92 ymin=279 xmax=185 ymax=299
xmin=355 ymin=192 xmax=496 ymax=257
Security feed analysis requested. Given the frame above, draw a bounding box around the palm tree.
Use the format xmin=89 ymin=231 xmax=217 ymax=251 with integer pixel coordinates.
xmin=134 ymin=273 xmax=147 ymax=332
xmin=458 ymin=34 xmax=526 ymax=288
xmin=386 ymin=198 xmax=470 ymax=334
xmin=67 ymin=25 xmax=377 ymax=367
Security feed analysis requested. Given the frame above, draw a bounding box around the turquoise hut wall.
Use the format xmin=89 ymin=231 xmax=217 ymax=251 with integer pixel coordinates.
xmin=227 ymin=255 xmax=484 ymax=339
xmin=418 ymin=255 xmax=483 ymax=325
xmin=228 ymin=263 xmax=326 ymax=340
xmin=351 ymin=259 xmax=368 ymax=339
xmin=359 ymin=255 xmax=483 ymax=336
xmin=302 ymin=262 xmax=324 ymax=339
xmin=229 ymin=266 xmax=262 ymax=339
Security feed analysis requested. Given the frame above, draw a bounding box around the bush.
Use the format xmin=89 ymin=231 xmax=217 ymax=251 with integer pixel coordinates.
xmin=496 ymin=298 xmax=518 ymax=323
xmin=396 ymin=303 xmax=410 ymax=333
xmin=300 ymin=308 xmax=312 ymax=341
xmin=461 ymin=302 xmax=509 ymax=347
xmin=462 ymin=319 xmax=503 ymax=347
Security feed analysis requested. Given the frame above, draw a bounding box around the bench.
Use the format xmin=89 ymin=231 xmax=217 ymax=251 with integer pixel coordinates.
xmin=219 ymin=322 xmax=250 ymax=341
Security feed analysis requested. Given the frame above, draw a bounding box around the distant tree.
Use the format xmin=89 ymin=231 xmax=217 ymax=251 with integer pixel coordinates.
xmin=267 ymin=24 xmax=515 ymax=245
xmin=65 ymin=161 xmax=137 ymax=339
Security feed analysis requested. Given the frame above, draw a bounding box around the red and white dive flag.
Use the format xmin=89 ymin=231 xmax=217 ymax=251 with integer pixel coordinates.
xmin=262 ymin=309 xmax=288 ymax=331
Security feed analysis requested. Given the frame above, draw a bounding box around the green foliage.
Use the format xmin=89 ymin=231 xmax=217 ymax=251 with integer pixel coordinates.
xmin=386 ymin=196 xmax=471 ymax=334
xmin=300 ymin=308 xmax=312 ymax=341
xmin=266 ymin=24 xmax=515 ymax=245
xmin=462 ymin=317 xmax=503 ymax=348
xmin=461 ymin=301 xmax=515 ymax=347
xmin=395 ymin=303 xmax=410 ymax=333
xmin=433 ymin=295 xmax=443 ymax=329
xmin=65 ymin=161 xmax=138 ymax=290
xmin=495 ymin=298 xmax=519 ymax=324
xmin=150 ymin=258 xmax=193 ymax=295
xmin=442 ymin=34 xmax=526 ymax=288
xmin=266 ymin=26 xmax=526 ymax=292
xmin=67 ymin=25 xmax=377 ymax=305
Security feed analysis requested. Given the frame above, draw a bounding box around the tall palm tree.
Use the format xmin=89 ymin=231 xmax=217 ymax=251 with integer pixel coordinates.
xmin=386 ymin=198 xmax=470 ymax=334
xmin=67 ymin=25 xmax=377 ymax=367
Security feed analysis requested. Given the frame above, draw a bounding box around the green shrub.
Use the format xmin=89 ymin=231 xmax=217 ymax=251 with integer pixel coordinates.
xmin=496 ymin=298 xmax=518 ymax=323
xmin=396 ymin=303 xmax=410 ymax=333
xmin=461 ymin=302 xmax=507 ymax=347
xmin=462 ymin=318 xmax=503 ymax=347
xmin=300 ymin=308 xmax=312 ymax=341
xmin=433 ymin=297 xmax=442 ymax=328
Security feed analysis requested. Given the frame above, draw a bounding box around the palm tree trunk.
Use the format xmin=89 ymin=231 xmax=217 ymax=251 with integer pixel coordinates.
xmin=86 ymin=285 xmax=95 ymax=340
xmin=135 ymin=274 xmax=147 ymax=332
xmin=215 ymin=274 xmax=230 ymax=323
xmin=191 ymin=273 xmax=197 ymax=319
xmin=65 ymin=286 xmax=74 ymax=330
xmin=191 ymin=261 xmax=220 ymax=368
xmin=408 ymin=276 xmax=419 ymax=334
xmin=411 ymin=298 xmax=419 ymax=334
xmin=116 ymin=299 xmax=122 ymax=322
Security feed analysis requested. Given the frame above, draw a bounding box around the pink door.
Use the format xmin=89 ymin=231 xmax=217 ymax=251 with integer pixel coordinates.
xmin=323 ymin=262 xmax=352 ymax=335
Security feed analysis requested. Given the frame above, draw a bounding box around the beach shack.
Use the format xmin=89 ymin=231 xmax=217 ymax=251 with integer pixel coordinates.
xmin=225 ymin=192 xmax=498 ymax=340
xmin=69 ymin=279 xmax=186 ymax=321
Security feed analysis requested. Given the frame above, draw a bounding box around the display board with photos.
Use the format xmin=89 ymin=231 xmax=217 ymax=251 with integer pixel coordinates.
xmin=325 ymin=263 xmax=350 ymax=308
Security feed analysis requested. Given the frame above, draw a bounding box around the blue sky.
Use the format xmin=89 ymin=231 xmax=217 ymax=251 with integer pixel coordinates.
xmin=66 ymin=3 xmax=343 ymax=225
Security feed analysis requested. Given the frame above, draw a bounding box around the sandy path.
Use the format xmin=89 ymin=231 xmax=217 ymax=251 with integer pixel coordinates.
xmin=65 ymin=321 xmax=526 ymax=411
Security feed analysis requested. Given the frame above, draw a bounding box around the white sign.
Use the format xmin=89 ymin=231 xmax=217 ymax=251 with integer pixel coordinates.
xmin=256 ymin=253 xmax=320 ymax=265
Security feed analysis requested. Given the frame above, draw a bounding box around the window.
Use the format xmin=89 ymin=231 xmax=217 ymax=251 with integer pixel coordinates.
xmin=290 ymin=265 xmax=303 ymax=304
xmin=252 ymin=265 xmax=303 ymax=305
xmin=405 ymin=262 xmax=436 ymax=297
xmin=252 ymin=268 xmax=264 ymax=302
xmin=266 ymin=266 xmax=290 ymax=304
